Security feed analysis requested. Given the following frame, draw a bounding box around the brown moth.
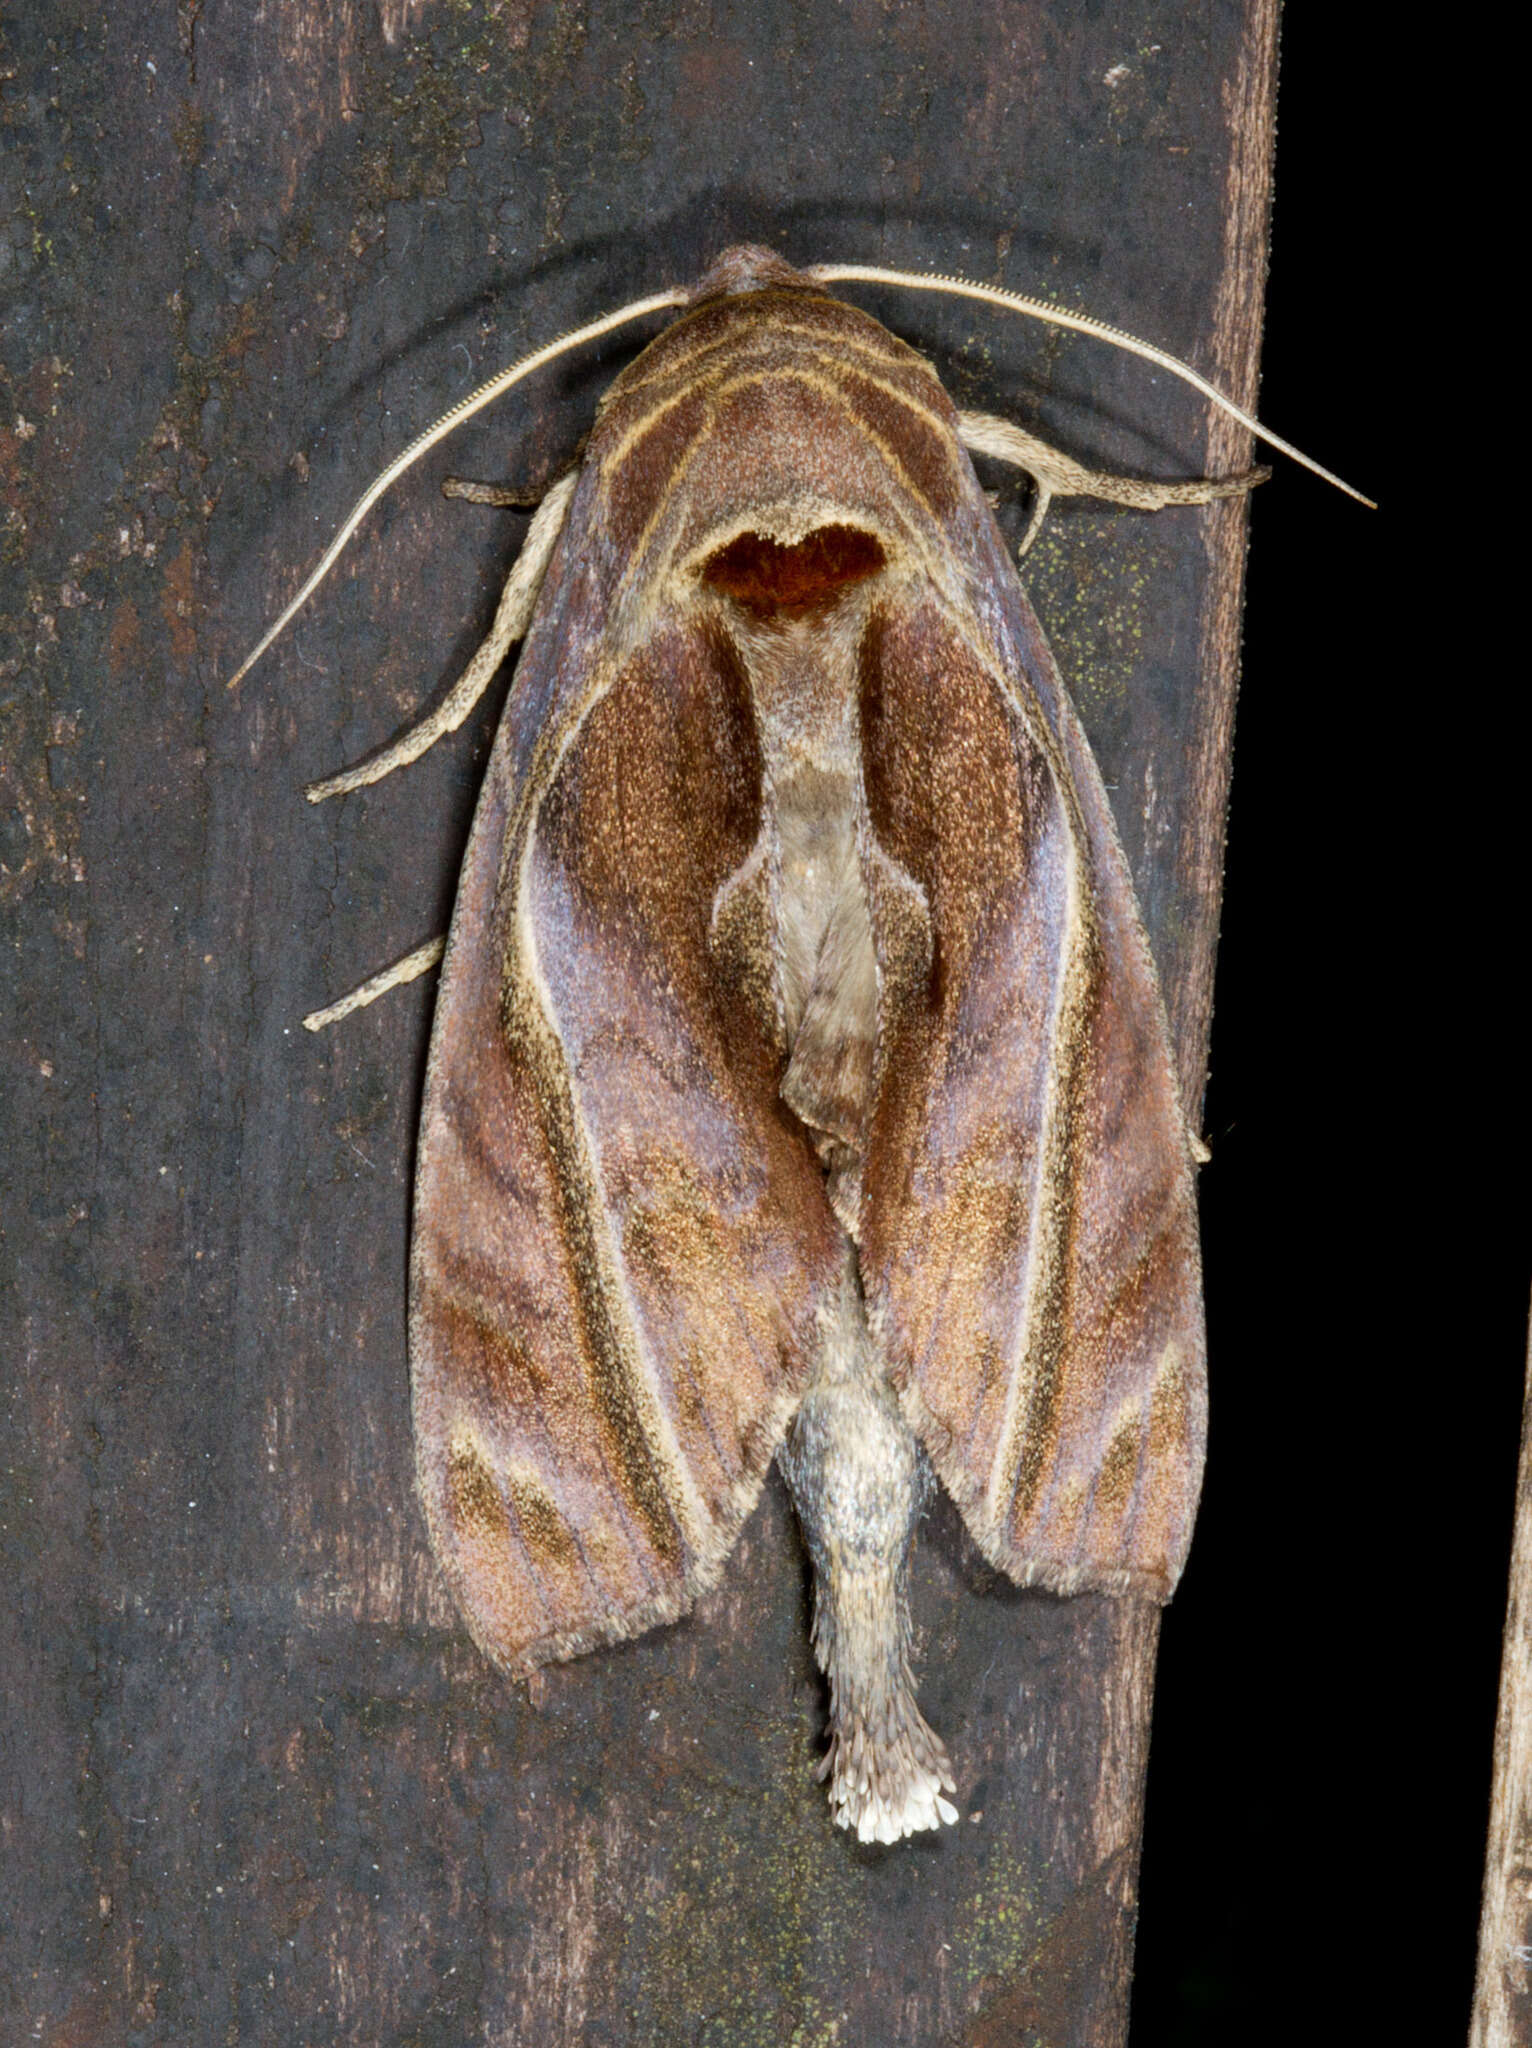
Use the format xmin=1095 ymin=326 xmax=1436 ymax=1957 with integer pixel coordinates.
xmin=232 ymin=245 xmax=1367 ymax=1843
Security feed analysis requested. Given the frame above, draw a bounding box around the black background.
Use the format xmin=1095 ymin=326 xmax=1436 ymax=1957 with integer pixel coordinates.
xmin=1135 ymin=14 xmax=1526 ymax=2046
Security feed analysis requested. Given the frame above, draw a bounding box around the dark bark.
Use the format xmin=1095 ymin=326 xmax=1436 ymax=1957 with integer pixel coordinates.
xmin=0 ymin=4 xmax=1278 ymax=2040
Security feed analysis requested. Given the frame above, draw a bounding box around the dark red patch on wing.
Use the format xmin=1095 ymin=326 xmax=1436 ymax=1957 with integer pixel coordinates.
xmin=703 ymin=525 xmax=886 ymax=615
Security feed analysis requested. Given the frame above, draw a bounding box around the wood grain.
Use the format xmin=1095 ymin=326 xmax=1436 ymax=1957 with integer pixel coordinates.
xmin=1473 ymin=1311 xmax=1532 ymax=2048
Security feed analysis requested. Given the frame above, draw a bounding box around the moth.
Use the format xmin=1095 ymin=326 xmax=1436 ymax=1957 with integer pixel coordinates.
xmin=232 ymin=245 xmax=1366 ymax=1843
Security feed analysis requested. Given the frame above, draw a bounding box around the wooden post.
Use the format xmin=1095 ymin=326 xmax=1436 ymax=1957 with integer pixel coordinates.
xmin=0 ymin=4 xmax=1279 ymax=2038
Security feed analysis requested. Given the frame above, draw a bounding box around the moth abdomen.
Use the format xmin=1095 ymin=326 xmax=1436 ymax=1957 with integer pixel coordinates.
xmin=780 ymin=1263 xmax=957 ymax=1844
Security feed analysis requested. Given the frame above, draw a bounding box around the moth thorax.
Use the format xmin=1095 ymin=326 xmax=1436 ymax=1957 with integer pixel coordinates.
xmin=701 ymin=521 xmax=885 ymax=760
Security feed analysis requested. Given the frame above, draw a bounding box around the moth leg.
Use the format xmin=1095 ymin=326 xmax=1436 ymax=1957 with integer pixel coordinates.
xmin=957 ymin=408 xmax=1269 ymax=559
xmin=440 ymin=478 xmax=545 ymax=508
xmin=781 ymin=1261 xmax=959 ymax=1844
xmin=1015 ymin=481 xmax=1054 ymax=562
xmin=302 ymin=934 xmax=445 ymax=1032
xmin=305 ymin=469 xmax=579 ymax=803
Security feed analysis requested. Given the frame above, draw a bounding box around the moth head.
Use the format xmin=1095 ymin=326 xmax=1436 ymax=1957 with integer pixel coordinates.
xmin=688 ymin=244 xmax=821 ymax=305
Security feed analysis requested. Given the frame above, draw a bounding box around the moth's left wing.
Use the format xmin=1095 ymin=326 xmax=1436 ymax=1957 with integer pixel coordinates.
xmin=410 ymin=588 xmax=842 ymax=1675
xmin=858 ymin=548 xmax=1207 ymax=1601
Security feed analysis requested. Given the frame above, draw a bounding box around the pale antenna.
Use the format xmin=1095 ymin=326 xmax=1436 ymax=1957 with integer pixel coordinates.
xmin=807 ymin=261 xmax=1374 ymax=507
xmin=224 ymin=286 xmax=687 ymax=692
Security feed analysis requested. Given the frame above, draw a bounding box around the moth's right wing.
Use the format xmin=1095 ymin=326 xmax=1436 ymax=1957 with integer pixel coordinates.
xmin=858 ymin=556 xmax=1207 ymax=1604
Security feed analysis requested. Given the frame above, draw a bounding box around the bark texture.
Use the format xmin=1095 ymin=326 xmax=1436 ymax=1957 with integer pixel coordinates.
xmin=0 ymin=3 xmax=1276 ymax=2040
xmin=1473 ymin=1313 xmax=1532 ymax=2048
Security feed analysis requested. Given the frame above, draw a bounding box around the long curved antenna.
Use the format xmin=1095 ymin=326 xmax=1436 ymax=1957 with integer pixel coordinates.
xmin=224 ymin=286 xmax=688 ymax=692
xmin=806 ymin=261 xmax=1375 ymax=508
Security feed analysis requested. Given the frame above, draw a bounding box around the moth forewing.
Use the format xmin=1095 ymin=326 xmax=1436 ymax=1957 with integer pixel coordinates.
xmin=238 ymin=244 xmax=1359 ymax=1844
